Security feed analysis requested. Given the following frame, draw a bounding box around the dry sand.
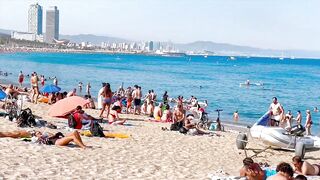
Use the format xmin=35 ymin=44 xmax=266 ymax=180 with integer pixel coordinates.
xmin=0 ymin=101 xmax=319 ymax=179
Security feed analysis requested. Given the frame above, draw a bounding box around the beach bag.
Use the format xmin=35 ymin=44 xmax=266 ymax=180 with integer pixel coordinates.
xmin=68 ymin=114 xmax=77 ymax=128
xmin=17 ymin=108 xmax=36 ymax=127
xmin=90 ymin=121 xmax=105 ymax=137
xmin=170 ymin=121 xmax=183 ymax=131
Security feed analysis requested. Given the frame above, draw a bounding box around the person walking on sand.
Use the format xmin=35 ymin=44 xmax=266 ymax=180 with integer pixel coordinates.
xmin=18 ymin=71 xmax=24 ymax=87
xmin=305 ymin=110 xmax=312 ymax=135
xmin=30 ymin=72 xmax=39 ymax=104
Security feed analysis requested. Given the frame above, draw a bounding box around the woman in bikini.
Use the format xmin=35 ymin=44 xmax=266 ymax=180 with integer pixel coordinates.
xmin=99 ymin=83 xmax=113 ymax=118
xmin=305 ymin=110 xmax=312 ymax=135
xmin=0 ymin=130 xmax=87 ymax=149
xmin=108 ymin=106 xmax=126 ymax=125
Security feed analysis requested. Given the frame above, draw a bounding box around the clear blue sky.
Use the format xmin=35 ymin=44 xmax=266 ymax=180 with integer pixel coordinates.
xmin=1 ymin=0 xmax=319 ymax=51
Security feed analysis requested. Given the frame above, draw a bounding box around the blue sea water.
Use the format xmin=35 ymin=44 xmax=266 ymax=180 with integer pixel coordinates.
xmin=0 ymin=52 xmax=319 ymax=134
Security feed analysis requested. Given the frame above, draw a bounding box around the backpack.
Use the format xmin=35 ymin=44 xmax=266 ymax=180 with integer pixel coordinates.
xmin=90 ymin=121 xmax=105 ymax=137
xmin=68 ymin=114 xmax=77 ymax=128
xmin=17 ymin=108 xmax=36 ymax=127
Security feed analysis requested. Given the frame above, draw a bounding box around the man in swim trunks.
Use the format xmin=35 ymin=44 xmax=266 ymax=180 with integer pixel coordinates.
xmin=305 ymin=110 xmax=312 ymax=135
xmin=269 ymin=97 xmax=284 ymax=126
xmin=18 ymin=71 xmax=24 ymax=87
xmin=132 ymin=85 xmax=142 ymax=115
xmin=292 ymin=156 xmax=320 ymax=176
xmin=30 ymin=72 xmax=39 ymax=104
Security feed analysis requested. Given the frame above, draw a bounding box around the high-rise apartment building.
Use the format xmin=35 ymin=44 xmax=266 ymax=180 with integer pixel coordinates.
xmin=45 ymin=6 xmax=59 ymax=43
xmin=28 ymin=3 xmax=43 ymax=35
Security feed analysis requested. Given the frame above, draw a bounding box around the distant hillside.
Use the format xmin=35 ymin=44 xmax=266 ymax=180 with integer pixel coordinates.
xmin=59 ymin=34 xmax=130 ymax=45
xmin=174 ymin=41 xmax=320 ymax=58
xmin=1 ymin=28 xmax=320 ymax=58
xmin=0 ymin=29 xmax=11 ymax=35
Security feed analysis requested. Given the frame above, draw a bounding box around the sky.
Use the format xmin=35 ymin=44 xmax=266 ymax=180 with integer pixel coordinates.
xmin=0 ymin=0 xmax=320 ymax=51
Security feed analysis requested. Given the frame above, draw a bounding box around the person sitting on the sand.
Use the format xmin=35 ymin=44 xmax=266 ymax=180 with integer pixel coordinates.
xmin=240 ymin=157 xmax=265 ymax=180
xmin=182 ymin=114 xmax=209 ymax=135
xmin=0 ymin=130 xmax=87 ymax=149
xmin=161 ymin=104 xmax=172 ymax=122
xmin=108 ymin=106 xmax=126 ymax=125
xmin=67 ymin=88 xmax=77 ymax=97
xmin=173 ymin=104 xmax=185 ymax=123
xmin=147 ymin=101 xmax=154 ymax=117
xmin=73 ymin=106 xmax=98 ymax=129
xmin=153 ymin=103 xmax=163 ymax=121
xmin=292 ymin=155 xmax=320 ymax=176
xmin=141 ymin=100 xmax=147 ymax=115
xmin=5 ymin=84 xmax=20 ymax=99
xmin=268 ymin=162 xmax=294 ymax=180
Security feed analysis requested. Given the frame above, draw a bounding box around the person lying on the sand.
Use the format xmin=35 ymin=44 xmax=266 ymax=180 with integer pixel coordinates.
xmin=108 ymin=106 xmax=126 ymax=125
xmin=292 ymin=156 xmax=320 ymax=176
xmin=268 ymin=162 xmax=294 ymax=180
xmin=0 ymin=130 xmax=87 ymax=149
xmin=240 ymin=157 xmax=265 ymax=180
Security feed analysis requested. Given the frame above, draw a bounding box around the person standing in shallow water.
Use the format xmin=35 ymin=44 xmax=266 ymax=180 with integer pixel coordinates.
xmin=233 ymin=110 xmax=239 ymax=121
xmin=163 ymin=91 xmax=169 ymax=105
xmin=18 ymin=71 xmax=24 ymax=87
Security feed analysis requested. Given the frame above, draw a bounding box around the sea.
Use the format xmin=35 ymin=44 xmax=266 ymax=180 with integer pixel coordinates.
xmin=0 ymin=52 xmax=319 ymax=134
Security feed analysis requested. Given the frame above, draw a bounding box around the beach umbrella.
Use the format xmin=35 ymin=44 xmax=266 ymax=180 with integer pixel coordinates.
xmin=0 ymin=89 xmax=6 ymax=100
xmin=40 ymin=84 xmax=61 ymax=93
xmin=48 ymin=96 xmax=89 ymax=117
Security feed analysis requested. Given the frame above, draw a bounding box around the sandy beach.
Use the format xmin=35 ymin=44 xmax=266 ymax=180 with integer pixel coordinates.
xmin=0 ymin=101 xmax=319 ymax=179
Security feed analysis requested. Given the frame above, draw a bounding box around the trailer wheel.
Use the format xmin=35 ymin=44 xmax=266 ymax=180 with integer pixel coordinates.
xmin=295 ymin=142 xmax=306 ymax=158
xmin=236 ymin=133 xmax=248 ymax=150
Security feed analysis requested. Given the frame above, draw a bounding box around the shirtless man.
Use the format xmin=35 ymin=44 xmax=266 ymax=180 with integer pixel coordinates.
xmin=31 ymin=72 xmax=39 ymax=104
xmin=78 ymin=82 xmax=83 ymax=93
xmin=53 ymin=76 xmax=58 ymax=86
xmin=292 ymin=156 xmax=320 ymax=176
xmin=268 ymin=162 xmax=294 ymax=180
xmin=295 ymin=110 xmax=302 ymax=125
xmin=132 ymin=85 xmax=142 ymax=115
xmin=305 ymin=110 xmax=312 ymax=135
xmin=5 ymin=84 xmax=19 ymax=98
xmin=86 ymin=82 xmax=91 ymax=95
xmin=173 ymin=104 xmax=185 ymax=123
xmin=269 ymin=97 xmax=284 ymax=126
xmin=153 ymin=103 xmax=163 ymax=121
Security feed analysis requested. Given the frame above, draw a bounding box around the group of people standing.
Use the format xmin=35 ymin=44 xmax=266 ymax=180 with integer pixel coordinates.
xmin=269 ymin=97 xmax=314 ymax=135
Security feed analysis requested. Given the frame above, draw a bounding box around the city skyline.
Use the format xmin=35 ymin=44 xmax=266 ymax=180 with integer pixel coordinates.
xmin=1 ymin=0 xmax=320 ymax=51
